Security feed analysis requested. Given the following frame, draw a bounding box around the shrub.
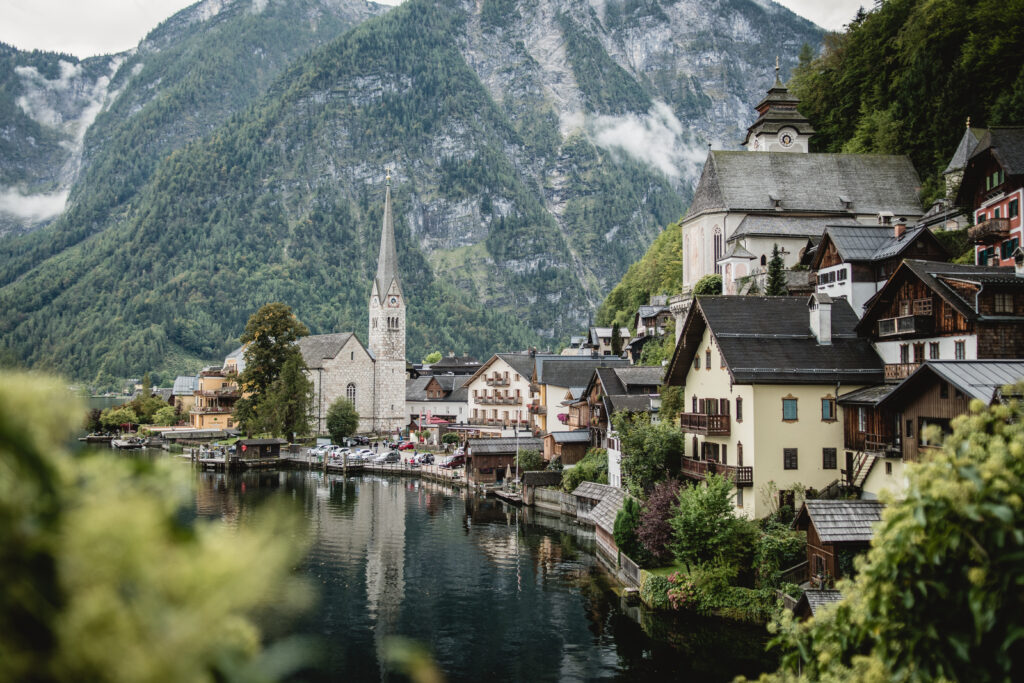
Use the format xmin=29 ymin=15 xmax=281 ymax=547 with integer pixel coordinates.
xmin=613 ymin=496 xmax=651 ymax=566
xmin=562 ymin=448 xmax=608 ymax=492
xmin=668 ymin=475 xmax=743 ymax=569
xmin=637 ymin=479 xmax=681 ymax=564
xmin=640 ymin=574 xmax=673 ymax=610
xmin=693 ymin=273 xmax=723 ymax=295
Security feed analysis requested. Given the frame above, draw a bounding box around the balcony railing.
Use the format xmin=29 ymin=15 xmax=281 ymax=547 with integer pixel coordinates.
xmin=190 ymin=405 xmax=233 ymax=414
xmin=864 ymin=433 xmax=900 ymax=454
xmin=528 ymin=403 xmax=546 ymax=414
xmin=477 ymin=395 xmax=520 ymax=405
xmin=877 ymin=314 xmax=933 ymax=338
xmin=485 ymin=376 xmax=510 ymax=386
xmin=969 ymin=217 xmax=1011 ymax=244
xmin=884 ymin=362 xmax=920 ymax=381
xmin=467 ymin=417 xmax=529 ymax=427
xmin=196 ymin=388 xmax=239 ymax=398
xmin=680 ymin=457 xmax=753 ymax=487
xmin=678 ymin=412 xmax=731 ymax=436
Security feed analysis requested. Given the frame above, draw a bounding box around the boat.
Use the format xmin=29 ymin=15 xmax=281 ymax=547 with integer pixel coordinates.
xmin=78 ymin=434 xmax=114 ymax=443
xmin=111 ymin=437 xmax=145 ymax=449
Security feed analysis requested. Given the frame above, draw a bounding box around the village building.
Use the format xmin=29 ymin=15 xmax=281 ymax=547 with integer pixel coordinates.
xmin=957 ymin=127 xmax=1024 ymax=267
xmin=530 ymin=355 xmax=629 ymax=434
xmin=299 ymin=333 xmax=377 ymax=434
xmin=793 ymin=499 xmax=885 ymax=587
xmin=461 ymin=353 xmax=535 ymax=435
xmin=237 ymin=438 xmax=288 ymax=460
xmin=542 ymin=430 xmax=591 ymax=466
xmin=855 ymin=259 xmax=1024 ymax=381
xmin=405 ymin=373 xmax=469 ymax=429
xmin=172 ymin=374 xmax=198 ymax=414
xmin=808 ymin=221 xmax=948 ymax=317
xmin=839 ymin=359 xmax=1024 ymax=501
xmin=672 ymin=72 xmax=923 ymax=330
xmin=464 ymin=437 xmax=543 ymax=485
xmin=424 ymin=353 xmax=481 ymax=376
xmin=588 ymin=326 xmax=632 ymax=357
xmin=664 ymin=295 xmax=884 ymax=518
xmin=189 ymin=364 xmax=240 ymax=429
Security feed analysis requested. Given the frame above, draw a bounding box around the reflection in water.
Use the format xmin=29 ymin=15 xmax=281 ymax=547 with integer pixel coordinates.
xmin=190 ymin=470 xmax=773 ymax=681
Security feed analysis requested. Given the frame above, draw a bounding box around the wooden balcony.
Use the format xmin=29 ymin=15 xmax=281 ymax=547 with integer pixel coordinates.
xmin=969 ymin=217 xmax=1011 ymax=244
xmin=877 ymin=314 xmax=933 ymax=338
xmin=528 ymin=402 xmax=546 ymax=414
xmin=678 ymin=412 xmax=731 ymax=436
xmin=477 ymin=395 xmax=518 ymax=405
xmin=864 ymin=433 xmax=900 ymax=454
xmin=884 ymin=362 xmax=920 ymax=381
xmin=680 ymin=457 xmax=753 ymax=487
xmin=197 ymin=388 xmax=239 ymax=398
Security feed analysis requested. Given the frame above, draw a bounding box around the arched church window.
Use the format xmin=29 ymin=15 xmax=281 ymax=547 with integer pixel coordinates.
xmin=760 ymin=254 xmax=767 ymax=267
xmin=713 ymin=227 xmax=723 ymax=275
xmin=347 ymin=383 xmax=356 ymax=403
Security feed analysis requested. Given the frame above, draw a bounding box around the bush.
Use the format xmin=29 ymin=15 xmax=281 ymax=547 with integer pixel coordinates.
xmin=668 ymin=475 xmax=744 ymax=569
xmin=517 ymin=449 xmax=545 ymax=472
xmin=637 ymin=479 xmax=681 ymax=564
xmin=614 ymin=496 xmax=652 ymax=566
xmin=561 ymin=448 xmax=608 ymax=492
xmin=754 ymin=521 xmax=806 ymax=588
xmin=693 ymin=273 xmax=722 ymax=295
xmin=441 ymin=432 xmax=460 ymax=445
xmin=641 ymin=574 xmax=673 ymax=610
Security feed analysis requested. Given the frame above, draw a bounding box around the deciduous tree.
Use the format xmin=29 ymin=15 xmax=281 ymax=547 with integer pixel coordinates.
xmin=326 ymin=397 xmax=359 ymax=445
xmin=668 ymin=474 xmax=742 ymax=570
xmin=613 ymin=412 xmax=684 ymax=497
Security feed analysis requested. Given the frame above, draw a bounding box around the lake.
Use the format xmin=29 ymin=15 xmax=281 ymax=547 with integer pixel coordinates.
xmin=189 ymin=467 xmax=775 ymax=681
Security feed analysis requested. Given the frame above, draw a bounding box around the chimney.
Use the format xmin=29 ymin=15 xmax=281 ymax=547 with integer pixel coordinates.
xmin=894 ymin=217 xmax=907 ymax=240
xmin=809 ymin=293 xmax=832 ymax=345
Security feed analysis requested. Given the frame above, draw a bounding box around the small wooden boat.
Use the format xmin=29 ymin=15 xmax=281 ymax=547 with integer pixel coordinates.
xmin=111 ymin=437 xmax=145 ymax=449
xmin=78 ymin=434 xmax=114 ymax=443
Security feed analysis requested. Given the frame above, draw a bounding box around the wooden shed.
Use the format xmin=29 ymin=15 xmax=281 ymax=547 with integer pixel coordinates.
xmin=543 ymin=429 xmax=591 ymax=465
xmin=237 ymin=438 xmax=288 ymax=459
xmin=793 ymin=499 xmax=885 ymax=587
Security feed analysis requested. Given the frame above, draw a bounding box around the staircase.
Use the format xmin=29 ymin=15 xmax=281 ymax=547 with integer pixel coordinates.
xmin=849 ymin=452 xmax=878 ymax=489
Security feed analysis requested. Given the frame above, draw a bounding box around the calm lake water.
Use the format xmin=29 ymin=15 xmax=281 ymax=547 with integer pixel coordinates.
xmin=188 ymin=467 xmax=774 ymax=682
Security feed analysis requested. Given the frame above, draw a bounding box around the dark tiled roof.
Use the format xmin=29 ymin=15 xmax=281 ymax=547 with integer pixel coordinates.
xmin=799 ymin=589 xmax=844 ymax=616
xmin=688 ymin=151 xmax=923 ymax=218
xmin=496 ymin=353 xmax=537 ymax=378
xmin=795 ymin=499 xmax=885 ymax=543
xmin=572 ymin=481 xmax=611 ymax=501
xmin=547 ymin=429 xmax=591 ymax=444
xmin=615 ymin=366 xmax=664 ymax=389
xmin=467 ymin=437 xmax=543 ymax=455
xmin=604 ymin=394 xmax=657 ymax=415
xmin=536 ymin=357 xmax=629 ymax=388
xmin=522 ymin=471 xmax=563 ymax=488
xmin=637 ymin=305 xmax=668 ymax=319
xmin=823 ymin=225 xmax=933 ymax=263
xmin=671 ymin=296 xmax=884 ymax=385
xmin=943 ymin=126 xmax=986 ymax=174
xmin=838 ymin=384 xmax=899 ymax=406
xmin=730 ymin=215 xmax=860 ymax=241
xmin=430 ymin=354 xmax=480 ymax=372
xmin=595 ymin=366 xmax=626 ymax=395
xmin=297 ymin=333 xmax=355 ymax=369
xmin=406 ymin=376 xmax=432 ymax=401
xmin=880 ymin=360 xmax=1024 ymax=408
xmin=969 ymin=126 xmax=1024 ymax=176
xmin=238 ymin=438 xmax=288 ymax=446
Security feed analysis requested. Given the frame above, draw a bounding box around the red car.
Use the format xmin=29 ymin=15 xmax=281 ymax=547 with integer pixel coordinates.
xmin=440 ymin=454 xmax=465 ymax=469
xmin=398 ymin=442 xmax=415 ymax=451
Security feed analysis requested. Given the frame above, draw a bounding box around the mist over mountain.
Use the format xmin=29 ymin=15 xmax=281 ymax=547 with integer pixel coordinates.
xmin=0 ymin=0 xmax=821 ymax=383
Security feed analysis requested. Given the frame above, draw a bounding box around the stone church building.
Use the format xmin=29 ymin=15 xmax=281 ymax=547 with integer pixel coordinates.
xmin=300 ymin=175 xmax=407 ymax=435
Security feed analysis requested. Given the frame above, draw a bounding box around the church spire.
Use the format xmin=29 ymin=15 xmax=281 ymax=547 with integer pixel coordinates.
xmin=374 ymin=170 xmax=401 ymax=298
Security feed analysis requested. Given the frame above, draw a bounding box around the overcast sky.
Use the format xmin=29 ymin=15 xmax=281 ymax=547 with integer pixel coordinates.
xmin=0 ymin=0 xmax=867 ymax=59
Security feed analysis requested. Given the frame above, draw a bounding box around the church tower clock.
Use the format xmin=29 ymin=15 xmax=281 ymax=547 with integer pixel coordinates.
xmin=368 ymin=171 xmax=406 ymax=433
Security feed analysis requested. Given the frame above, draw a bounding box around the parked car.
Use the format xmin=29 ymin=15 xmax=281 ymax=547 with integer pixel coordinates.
xmin=439 ymin=454 xmax=465 ymax=469
xmin=416 ymin=452 xmax=434 ymax=465
xmin=398 ymin=441 xmax=415 ymax=451
xmin=375 ymin=451 xmax=400 ymax=464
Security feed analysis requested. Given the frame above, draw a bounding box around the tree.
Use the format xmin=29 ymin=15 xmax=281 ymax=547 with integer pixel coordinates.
xmin=765 ymin=243 xmax=787 ymax=296
xmin=100 ymin=406 xmax=138 ymax=432
xmin=0 ymin=372 xmax=309 ymax=682
xmin=693 ymin=273 xmax=722 ymax=296
xmin=613 ymin=411 xmax=684 ymax=497
xmin=517 ymin=449 xmax=545 ymax=472
xmin=84 ymin=408 xmax=103 ymax=433
xmin=153 ymin=406 xmax=178 ymax=426
xmin=658 ymin=385 xmax=684 ymax=426
xmin=668 ymin=474 xmax=743 ymax=570
xmin=140 ymin=372 xmax=151 ymax=398
xmin=441 ymin=432 xmax=461 ymax=445
xmin=614 ymin=496 xmax=651 ymax=566
xmin=611 ymin=325 xmax=623 ymax=356
xmin=326 ymin=397 xmax=359 ymax=445
xmin=637 ymin=479 xmax=682 ymax=565
xmin=562 ymin=448 xmax=609 ymax=492
xmin=239 ymin=303 xmax=310 ymax=399
xmin=257 ymin=354 xmax=313 ymax=441
xmin=422 ymin=351 xmax=442 ymax=364
xmin=755 ymin=387 xmax=1024 ymax=682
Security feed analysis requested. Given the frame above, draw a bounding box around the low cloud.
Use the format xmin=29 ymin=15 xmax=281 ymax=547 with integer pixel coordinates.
xmin=0 ymin=188 xmax=69 ymax=223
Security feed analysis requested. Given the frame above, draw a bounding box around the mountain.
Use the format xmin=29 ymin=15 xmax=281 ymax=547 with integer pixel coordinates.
xmin=0 ymin=0 xmax=822 ymax=385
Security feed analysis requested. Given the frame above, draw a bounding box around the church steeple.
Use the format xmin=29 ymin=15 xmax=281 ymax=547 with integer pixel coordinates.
xmin=373 ymin=170 xmax=402 ymax=299
xmin=742 ymin=60 xmax=815 ymax=153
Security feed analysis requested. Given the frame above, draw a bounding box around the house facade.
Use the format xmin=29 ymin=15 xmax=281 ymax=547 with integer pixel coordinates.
xmin=190 ymin=365 xmax=240 ymax=430
xmin=465 ymin=437 xmax=543 ymax=485
xmin=531 ymin=356 xmax=629 ymax=434
xmin=299 ymin=333 xmax=377 ymax=434
xmin=957 ymin=127 xmax=1024 ymax=267
xmin=406 ymin=374 xmax=469 ymax=427
xmin=462 ymin=353 xmax=535 ymax=434
xmin=665 ymin=295 xmax=883 ymax=518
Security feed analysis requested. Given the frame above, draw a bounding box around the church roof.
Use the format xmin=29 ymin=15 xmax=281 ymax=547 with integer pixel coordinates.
xmin=943 ymin=124 xmax=986 ymax=174
xmin=687 ymin=152 xmax=923 ymax=220
xmin=742 ymin=79 xmax=815 ymax=147
xmin=374 ymin=177 xmax=402 ymax=298
xmin=297 ymin=333 xmax=356 ymax=369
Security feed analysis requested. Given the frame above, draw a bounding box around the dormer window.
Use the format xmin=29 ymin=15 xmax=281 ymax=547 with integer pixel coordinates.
xmin=769 ymin=193 xmax=782 ymax=209
xmin=838 ymin=195 xmax=852 ymax=210
xmin=878 ymin=211 xmax=893 ymax=225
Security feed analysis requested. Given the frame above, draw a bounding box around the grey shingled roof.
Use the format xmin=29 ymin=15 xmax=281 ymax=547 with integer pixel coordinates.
xmin=838 ymin=384 xmax=899 ymax=406
xmin=943 ymin=126 xmax=986 ymax=174
xmin=797 ymin=499 xmax=885 ymax=543
xmin=548 ymin=430 xmax=591 ymax=444
xmin=572 ymin=481 xmax=612 ymax=501
xmin=297 ymin=333 xmax=355 ymax=369
xmin=406 ymin=376 xmax=432 ymax=401
xmin=968 ymin=126 xmax=1024 ymax=176
xmin=467 ymin=437 xmax=543 ymax=456
xmin=881 ymin=361 xmax=1024 ymax=407
xmin=688 ymin=151 xmax=923 ymax=219
xmin=637 ymin=305 xmax=668 ymax=319
xmin=669 ymin=296 xmax=884 ymax=386
xmin=536 ymin=357 xmax=629 ymax=388
xmin=615 ymin=366 xmax=664 ymax=390
xmin=730 ymin=215 xmax=861 ymax=241
xmin=800 ymin=589 xmax=844 ymax=616
xmin=173 ymin=375 xmax=199 ymax=396
xmin=373 ymin=180 xmax=402 ymax=297
xmin=589 ymin=487 xmax=627 ymax=536
xmin=522 ymin=471 xmax=563 ymax=488
xmin=720 ymin=242 xmax=756 ymax=260
xmin=496 ymin=353 xmax=537 ymax=378
xmin=604 ymin=394 xmax=657 ymax=414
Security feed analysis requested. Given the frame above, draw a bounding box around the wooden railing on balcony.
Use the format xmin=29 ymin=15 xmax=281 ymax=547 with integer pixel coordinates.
xmin=680 ymin=457 xmax=753 ymax=486
xmin=678 ymin=412 xmax=731 ymax=436
xmin=969 ymin=217 xmax=1011 ymax=243
xmin=884 ymin=362 xmax=920 ymax=381
xmin=528 ymin=403 xmax=546 ymax=414
xmin=190 ymin=405 xmax=232 ymax=414
xmin=864 ymin=433 xmax=899 ymax=453
xmin=477 ymin=395 xmax=519 ymax=405
xmin=877 ymin=314 xmax=934 ymax=337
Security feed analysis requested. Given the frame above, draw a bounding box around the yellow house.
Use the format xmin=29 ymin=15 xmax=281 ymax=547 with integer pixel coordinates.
xmin=190 ymin=365 xmax=240 ymax=430
xmin=665 ymin=294 xmax=884 ymax=518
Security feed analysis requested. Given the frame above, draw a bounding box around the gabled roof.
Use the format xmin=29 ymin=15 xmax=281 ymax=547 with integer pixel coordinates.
xmin=173 ymin=375 xmax=199 ymax=396
xmin=794 ymin=499 xmax=886 ymax=543
xmin=687 ymin=151 xmax=923 ymax=219
xmin=796 ymin=589 xmax=844 ymax=617
xmin=547 ymin=430 xmax=591 ymax=444
xmin=637 ymin=305 xmax=669 ymax=319
xmin=879 ymin=360 xmax=1024 ymax=408
xmin=968 ymin=126 xmax=1024 ymax=176
xmin=467 ymin=437 xmax=544 ymax=455
xmin=666 ymin=296 xmax=883 ymax=386
xmin=856 ymin=260 xmax=1022 ymax=334
xmin=536 ymin=357 xmax=630 ymax=388
xmin=297 ymin=333 xmax=357 ymax=369
xmin=837 ymin=383 xmax=899 ymax=406
xmin=572 ymin=482 xmax=628 ymax=535
xmin=604 ymin=394 xmax=658 ymax=415
xmin=461 ymin=353 xmax=536 ymax=388
xmin=810 ymin=224 xmax=946 ymax=270
xmin=719 ymin=242 xmax=756 ymax=261
xmin=430 ymin=353 xmax=480 ymax=373
xmin=730 ymin=215 xmax=860 ymax=242
xmin=406 ymin=376 xmax=432 ymax=401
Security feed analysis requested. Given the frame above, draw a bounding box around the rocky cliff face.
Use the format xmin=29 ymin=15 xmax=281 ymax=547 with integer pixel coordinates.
xmin=0 ymin=0 xmax=821 ymax=381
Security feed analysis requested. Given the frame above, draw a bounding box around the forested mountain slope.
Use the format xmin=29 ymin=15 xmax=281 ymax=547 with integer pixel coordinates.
xmin=0 ymin=0 xmax=821 ymax=383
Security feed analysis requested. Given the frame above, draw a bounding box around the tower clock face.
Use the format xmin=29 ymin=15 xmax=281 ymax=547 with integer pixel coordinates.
xmin=388 ymin=296 xmax=398 ymax=307
xmin=778 ymin=129 xmax=795 ymax=148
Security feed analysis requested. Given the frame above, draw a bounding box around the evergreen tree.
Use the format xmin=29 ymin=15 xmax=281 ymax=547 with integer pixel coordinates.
xmin=326 ymin=397 xmax=359 ymax=445
xmin=258 ymin=354 xmax=313 ymax=441
xmin=611 ymin=325 xmax=623 ymax=356
xmin=140 ymin=373 xmax=151 ymax=398
xmin=765 ymin=243 xmax=787 ymax=296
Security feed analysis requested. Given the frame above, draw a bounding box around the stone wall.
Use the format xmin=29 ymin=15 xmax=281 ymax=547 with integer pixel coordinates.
xmin=307 ymin=335 xmax=376 ymax=434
